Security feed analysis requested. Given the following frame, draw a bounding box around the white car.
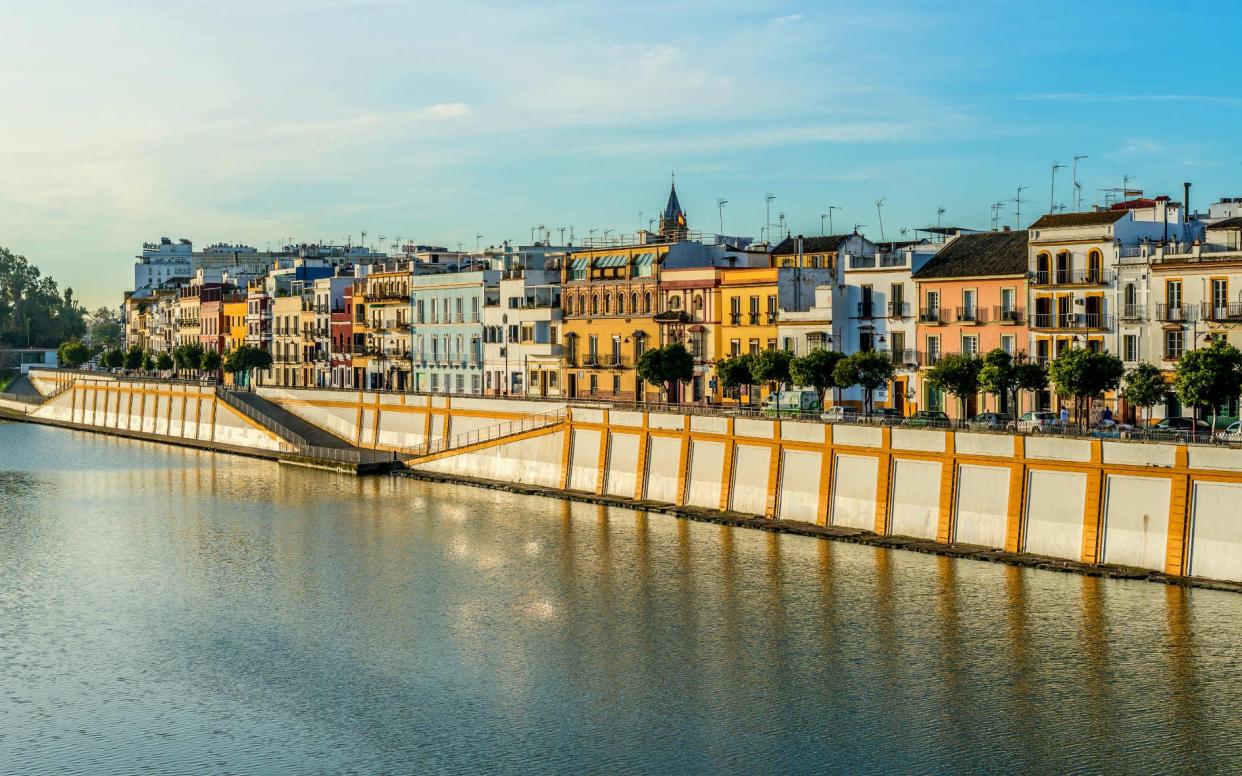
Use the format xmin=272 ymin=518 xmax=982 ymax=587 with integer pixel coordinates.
xmin=1007 ymin=411 xmax=1059 ymax=433
xmin=1216 ymin=421 xmax=1242 ymax=444
xmin=820 ymin=406 xmax=861 ymax=423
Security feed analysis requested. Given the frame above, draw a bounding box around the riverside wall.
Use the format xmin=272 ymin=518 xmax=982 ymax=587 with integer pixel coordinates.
xmin=11 ymin=375 xmax=1242 ymax=586
xmin=10 ymin=372 xmax=289 ymax=454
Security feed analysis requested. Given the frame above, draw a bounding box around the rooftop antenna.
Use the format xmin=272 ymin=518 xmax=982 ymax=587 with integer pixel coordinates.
xmin=1123 ymin=174 xmax=1135 ymax=198
xmin=538 ymin=224 xmax=547 ymax=244
xmin=765 ymin=193 xmax=776 ymax=244
xmin=778 ymin=212 xmax=787 ymax=239
xmin=361 ymin=230 xmax=368 ymax=251
xmin=603 ymin=228 xmax=614 ymax=242
xmin=1013 ymin=186 xmax=1028 ymax=229
xmin=936 ymin=207 xmax=946 ymax=229
xmin=1072 ymin=154 xmax=1088 ymax=211
xmin=558 ymin=226 xmax=566 ymax=244
xmin=475 ymin=233 xmax=483 ymax=252
xmin=875 ymin=198 xmax=887 ymax=242
xmin=990 ymin=201 xmax=1006 ymax=231
xmin=1050 ymin=161 xmax=1065 ymax=214
xmin=717 ymin=198 xmax=728 ymax=234
xmin=638 ymin=211 xmax=643 ymax=231
xmin=853 ymin=223 xmax=866 ymax=234
xmin=826 ymin=205 xmax=839 ymax=235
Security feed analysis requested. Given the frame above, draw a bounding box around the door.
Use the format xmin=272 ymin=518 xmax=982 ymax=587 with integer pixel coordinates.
xmin=893 ymin=378 xmax=906 ymax=415
xmin=567 ymin=373 xmax=577 ymax=398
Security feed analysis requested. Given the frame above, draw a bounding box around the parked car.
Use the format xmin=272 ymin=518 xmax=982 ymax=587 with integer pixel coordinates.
xmin=902 ymin=410 xmax=950 ymax=428
xmin=1006 ymin=411 xmax=1059 ymax=434
xmin=1147 ymin=416 xmax=1210 ymax=441
xmin=866 ymin=407 xmax=906 ymax=426
xmin=1216 ymin=421 xmax=1242 ymax=445
xmin=964 ymin=412 xmax=1012 ymax=431
xmin=821 ymin=405 xmax=861 ymax=424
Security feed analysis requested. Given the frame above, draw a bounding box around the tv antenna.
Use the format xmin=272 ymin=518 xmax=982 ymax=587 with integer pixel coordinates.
xmin=765 ymin=193 xmax=776 ymax=243
xmin=824 ymin=205 xmax=839 ymax=236
xmin=1013 ymin=186 xmax=1028 ymax=229
xmin=990 ymin=201 xmax=1006 ymax=231
xmin=558 ymin=226 xmax=566 ymax=244
xmin=717 ymin=198 xmax=728 ymax=234
xmin=1050 ymin=161 xmax=1065 ymax=214
xmin=475 ymin=233 xmax=483 ymax=252
xmin=875 ymin=198 xmax=887 ymax=242
xmin=1072 ymin=154 xmax=1088 ymax=211
xmin=936 ymin=207 xmax=946 ymax=229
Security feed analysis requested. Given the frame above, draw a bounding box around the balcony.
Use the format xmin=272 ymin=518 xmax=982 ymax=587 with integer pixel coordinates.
xmin=1031 ymin=268 xmax=1112 ymax=287
xmin=1201 ymin=302 xmax=1242 ymax=323
xmin=1156 ymin=304 xmax=1197 ymax=323
xmin=955 ymin=306 xmax=986 ymax=324
xmin=1030 ymin=312 xmax=1112 ymax=331
xmin=600 ymin=353 xmax=628 ymax=368
xmin=993 ymin=306 xmax=1025 ymax=325
xmin=887 ymin=301 xmax=910 ymax=319
xmin=918 ymin=308 xmax=946 ymax=325
xmin=856 ymin=303 xmax=876 ymax=319
xmin=1117 ymin=304 xmax=1147 ymax=322
xmin=887 ymin=348 xmax=918 ymax=367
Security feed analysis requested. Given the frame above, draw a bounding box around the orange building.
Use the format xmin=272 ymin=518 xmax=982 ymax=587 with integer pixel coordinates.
xmin=913 ymin=230 xmax=1030 ymax=418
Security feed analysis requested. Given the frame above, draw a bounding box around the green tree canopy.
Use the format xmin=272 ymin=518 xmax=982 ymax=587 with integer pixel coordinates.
xmin=832 ymin=350 xmax=895 ymax=414
xmin=201 ymin=349 xmax=222 ymax=372
xmin=156 ymin=352 xmax=174 ymax=372
xmin=142 ymin=352 xmax=156 ymax=372
xmin=1174 ymin=339 xmax=1242 ymax=427
xmin=715 ymin=355 xmax=754 ymax=398
xmin=0 ymin=246 xmax=87 ymax=348
xmin=1014 ymin=360 xmax=1049 ymax=402
xmin=1121 ymin=362 xmax=1166 ymax=425
xmin=173 ymin=343 xmax=204 ymax=373
xmin=87 ymin=307 xmax=123 ymax=349
xmin=924 ymin=353 xmax=983 ymax=419
xmin=636 ymin=343 xmax=694 ymax=402
xmin=57 ymin=340 xmax=92 ymax=369
xmin=222 ymin=345 xmax=273 ymax=386
xmin=790 ymin=349 xmax=846 ymax=399
xmin=123 ymin=344 xmax=144 ymax=370
xmin=748 ymin=349 xmax=792 ymax=394
xmin=101 ymin=348 xmax=125 ymax=369
xmin=978 ymin=349 xmax=1019 ymax=415
xmin=1049 ymin=348 xmax=1124 ymax=425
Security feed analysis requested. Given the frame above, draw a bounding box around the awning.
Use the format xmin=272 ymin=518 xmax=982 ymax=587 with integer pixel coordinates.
xmin=595 ymin=255 xmax=628 ymax=268
xmin=633 ymin=252 xmax=655 ymax=267
xmin=569 ymin=258 xmax=589 ymax=271
xmin=688 ymin=324 xmax=706 ymax=332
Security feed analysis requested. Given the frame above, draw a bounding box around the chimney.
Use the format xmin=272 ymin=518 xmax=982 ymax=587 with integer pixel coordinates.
xmin=1184 ymin=181 xmax=1192 ymax=221
xmin=1003 ymin=225 xmax=1011 ymax=232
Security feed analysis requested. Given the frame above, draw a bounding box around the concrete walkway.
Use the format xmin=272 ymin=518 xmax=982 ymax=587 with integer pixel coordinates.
xmin=224 ymin=389 xmax=357 ymax=449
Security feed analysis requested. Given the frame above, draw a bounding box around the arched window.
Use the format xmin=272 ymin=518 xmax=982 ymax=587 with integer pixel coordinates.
xmin=591 ymin=294 xmax=599 ymax=316
xmin=1088 ymin=249 xmax=1103 ymax=283
xmin=1125 ymin=283 xmax=1136 ymax=307
xmin=617 ymin=294 xmax=625 ymax=315
xmin=603 ymin=294 xmax=611 ymax=315
xmin=577 ymin=294 xmax=585 ymax=315
xmin=669 ymin=295 xmax=681 ymax=310
xmin=1056 ymin=250 xmax=1071 ymax=284
xmin=692 ymin=294 xmax=703 ymax=319
xmin=631 ymin=292 xmax=639 ymax=313
xmin=643 ymin=292 xmax=652 ymax=314
xmin=1037 ymin=252 xmax=1051 ymax=284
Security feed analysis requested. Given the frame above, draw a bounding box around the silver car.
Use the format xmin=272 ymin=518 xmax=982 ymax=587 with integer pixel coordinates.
xmin=1007 ymin=411 xmax=1059 ymax=434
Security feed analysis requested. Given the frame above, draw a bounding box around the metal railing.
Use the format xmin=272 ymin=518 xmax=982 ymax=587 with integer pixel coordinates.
xmin=1117 ymin=304 xmax=1147 ymax=322
xmin=0 ymin=390 xmax=46 ymax=405
xmin=401 ymin=409 xmax=566 ymax=458
xmin=1156 ymin=304 xmax=1197 ymax=323
xmin=1201 ymin=302 xmax=1242 ymax=322
xmin=887 ymin=301 xmax=909 ymax=318
xmin=1031 ymin=269 xmax=1111 ymax=286
xmin=215 ymin=387 xmax=396 ymax=465
xmin=918 ymin=308 xmax=946 ymax=324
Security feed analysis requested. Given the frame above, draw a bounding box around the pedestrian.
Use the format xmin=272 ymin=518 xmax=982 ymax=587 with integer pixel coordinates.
xmin=1060 ymin=406 xmax=1069 ymax=432
xmin=1103 ymin=406 xmax=1113 ymax=423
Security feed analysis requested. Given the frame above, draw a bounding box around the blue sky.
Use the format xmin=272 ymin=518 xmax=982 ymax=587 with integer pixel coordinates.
xmin=3 ymin=0 xmax=1240 ymax=307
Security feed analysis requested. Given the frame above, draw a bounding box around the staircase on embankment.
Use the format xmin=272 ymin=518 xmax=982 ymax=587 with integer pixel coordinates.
xmin=216 ymin=388 xmax=400 ymax=471
xmin=400 ymin=408 xmax=567 ymax=462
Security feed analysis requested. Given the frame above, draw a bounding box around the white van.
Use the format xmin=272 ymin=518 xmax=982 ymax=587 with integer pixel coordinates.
xmin=761 ymin=389 xmax=822 ymax=417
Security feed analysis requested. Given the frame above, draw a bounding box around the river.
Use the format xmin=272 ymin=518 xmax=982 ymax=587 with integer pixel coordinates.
xmin=1 ymin=422 xmax=1240 ymax=774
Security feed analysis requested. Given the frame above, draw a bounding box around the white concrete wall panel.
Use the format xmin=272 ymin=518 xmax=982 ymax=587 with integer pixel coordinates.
xmin=777 ymin=449 xmax=822 ymax=522
xmin=568 ymin=429 xmax=601 ymax=492
xmin=1025 ymin=436 xmax=1092 ymax=463
xmin=604 ymin=433 xmax=640 ymax=497
xmin=954 ymin=464 xmax=1011 ymax=548
xmin=832 ymin=424 xmax=882 ymax=449
xmin=781 ymin=421 xmax=824 ymax=444
xmin=572 ymin=407 xmax=605 ymax=424
xmin=953 ymin=432 xmax=1013 ymax=456
xmin=685 ymin=440 xmax=725 ymax=508
xmin=1103 ymin=441 xmax=1176 ymax=468
xmin=889 ymin=459 xmax=942 ymax=539
xmin=734 ymin=417 xmax=775 ymax=440
xmin=648 ymin=413 xmax=685 ymax=431
xmin=1188 ymin=446 xmax=1242 ymax=472
xmin=1102 ymin=474 xmax=1171 ymax=571
xmin=1189 ymin=481 xmax=1242 ymax=582
xmin=430 ymin=413 xmax=447 ymax=445
xmin=730 ymin=444 xmax=772 ymax=516
xmin=831 ymin=454 xmax=879 ymax=530
xmin=891 ymin=428 xmax=946 ymax=453
xmin=1024 ymin=469 xmax=1087 ymax=560
xmin=644 ymin=436 xmax=683 ymax=503
xmin=689 ymin=415 xmax=728 ymax=435
xmin=414 ymin=430 xmax=564 ymax=488
xmin=610 ymin=410 xmax=644 ymax=428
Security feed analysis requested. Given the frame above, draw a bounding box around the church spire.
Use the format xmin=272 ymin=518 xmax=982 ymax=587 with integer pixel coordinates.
xmin=658 ymin=176 xmax=687 ymax=239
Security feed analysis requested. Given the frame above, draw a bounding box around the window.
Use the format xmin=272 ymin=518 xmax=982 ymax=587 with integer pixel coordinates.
xmin=962 ymin=335 xmax=978 ymax=355
xmin=1036 ymin=338 xmax=1050 ymax=364
xmin=456 ymin=374 xmax=464 ymax=393
xmin=1212 ymin=279 xmax=1228 ymax=318
xmin=471 ymin=374 xmax=480 ymax=393
xmin=766 ymin=295 xmax=777 ymax=323
xmin=589 ymin=374 xmax=598 ymax=394
xmin=455 ymin=298 xmax=463 ymax=322
xmin=617 ymin=294 xmax=625 ymax=315
xmin=1167 ymin=280 xmax=1182 ymax=307
xmin=1164 ymin=329 xmax=1184 ymax=360
xmin=430 ymin=374 xmax=439 ymax=392
xmin=630 ymin=292 xmax=638 ymax=313
xmin=782 ymin=337 xmax=794 ymax=353
xmin=748 ymin=338 xmax=760 ymax=354
xmin=591 ymin=294 xmax=599 ymax=316
xmin=749 ymin=296 xmax=760 ymax=324
xmin=612 ymin=375 xmax=621 ymax=394
xmin=927 ymin=335 xmax=940 ymax=366
xmin=962 ymin=289 xmax=976 ymax=321
xmin=730 ymin=339 xmax=741 ymax=356
xmin=925 ymin=290 xmax=940 ymax=317
xmin=729 ymin=297 xmax=741 ymax=325
xmin=643 ymin=293 xmax=652 ymax=314
xmin=471 ymin=297 xmax=479 ymax=322
xmin=1088 ymin=250 xmax=1103 ymax=282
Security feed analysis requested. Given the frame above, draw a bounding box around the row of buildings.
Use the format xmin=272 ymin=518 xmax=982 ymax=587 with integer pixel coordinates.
xmin=123 ymin=183 xmax=1242 ymax=422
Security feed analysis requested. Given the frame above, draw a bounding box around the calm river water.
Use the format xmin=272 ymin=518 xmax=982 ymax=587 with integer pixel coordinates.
xmin=1 ymin=422 xmax=1241 ymax=774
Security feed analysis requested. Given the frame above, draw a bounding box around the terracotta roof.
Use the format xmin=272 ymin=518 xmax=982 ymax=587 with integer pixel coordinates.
xmin=912 ymin=230 xmax=1029 ymax=280
xmin=1209 ymin=217 xmax=1242 ymax=230
xmin=1029 ymin=211 xmax=1127 ymax=229
xmin=771 ymin=234 xmax=852 ymax=255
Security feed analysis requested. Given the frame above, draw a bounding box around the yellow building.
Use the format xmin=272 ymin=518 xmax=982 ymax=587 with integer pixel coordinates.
xmin=223 ymin=295 xmax=248 ymax=353
xmin=657 ymin=266 xmax=725 ymax=402
xmin=356 ymin=262 xmax=412 ymax=390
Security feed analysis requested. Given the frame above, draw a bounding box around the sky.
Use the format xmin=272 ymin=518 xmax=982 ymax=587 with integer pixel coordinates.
xmin=3 ymin=0 xmax=1241 ymax=309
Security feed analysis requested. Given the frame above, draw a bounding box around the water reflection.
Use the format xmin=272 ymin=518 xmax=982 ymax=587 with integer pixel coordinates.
xmin=2 ymin=421 xmax=1241 ymax=774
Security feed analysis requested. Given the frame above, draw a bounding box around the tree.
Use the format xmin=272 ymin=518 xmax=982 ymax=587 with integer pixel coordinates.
xmin=0 ymin=246 xmax=87 ymax=348
xmin=173 ymin=343 xmax=204 ymax=375
xmin=978 ymin=349 xmax=1019 ymax=417
xmin=790 ymin=349 xmax=845 ymax=403
xmin=200 ymin=349 xmax=222 ymax=373
xmin=101 ymin=347 xmax=125 ymax=369
xmin=156 ymin=352 xmax=174 ymax=372
xmin=87 ymin=307 xmax=123 ymax=349
xmin=924 ymin=353 xmax=983 ymax=420
xmin=222 ymin=345 xmax=273 ymax=388
xmin=57 ymin=339 xmax=92 ymax=369
xmin=142 ymin=352 xmax=156 ymax=372
xmin=635 ymin=343 xmax=694 ymax=403
xmin=122 ymin=344 xmax=144 ymax=370
xmin=715 ymin=355 xmax=754 ymax=401
xmin=1174 ymin=339 xmax=1242 ymax=431
xmin=1014 ymin=361 xmax=1048 ymax=415
xmin=833 ymin=350 xmax=895 ymax=414
xmin=1121 ymin=362 xmax=1166 ymax=427
xmin=748 ymin=349 xmax=793 ymax=397
xmin=1048 ymin=348 xmax=1124 ymax=426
